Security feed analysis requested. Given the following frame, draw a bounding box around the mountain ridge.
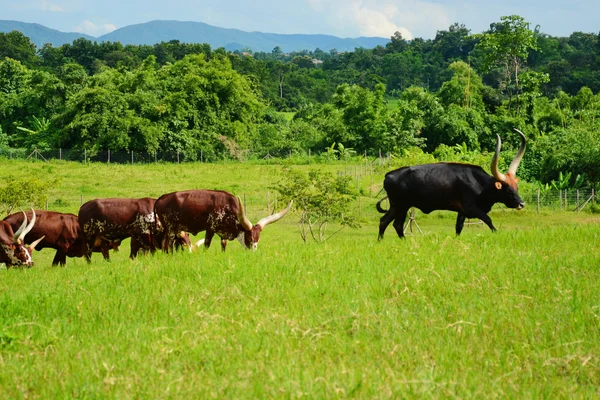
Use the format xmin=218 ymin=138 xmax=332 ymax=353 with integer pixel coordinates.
xmin=0 ymin=19 xmax=390 ymax=53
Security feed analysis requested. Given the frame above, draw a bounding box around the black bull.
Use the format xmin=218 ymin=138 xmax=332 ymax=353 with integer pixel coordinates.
xmin=377 ymin=129 xmax=527 ymax=239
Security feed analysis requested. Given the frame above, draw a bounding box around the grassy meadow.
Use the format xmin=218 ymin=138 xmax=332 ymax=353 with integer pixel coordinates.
xmin=1 ymin=160 xmax=599 ymax=398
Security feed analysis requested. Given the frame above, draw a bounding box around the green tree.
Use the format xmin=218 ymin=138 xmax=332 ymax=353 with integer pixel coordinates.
xmin=477 ymin=15 xmax=538 ymax=114
xmin=0 ymin=31 xmax=38 ymax=67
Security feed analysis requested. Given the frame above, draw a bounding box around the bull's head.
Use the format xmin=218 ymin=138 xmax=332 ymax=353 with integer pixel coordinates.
xmin=3 ymin=210 xmax=44 ymax=267
xmin=236 ymin=197 xmax=293 ymax=250
xmin=490 ymin=129 xmax=527 ymax=210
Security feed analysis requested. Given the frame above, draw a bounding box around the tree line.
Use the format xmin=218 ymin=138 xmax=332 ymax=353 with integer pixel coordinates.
xmin=0 ymin=15 xmax=599 ymax=187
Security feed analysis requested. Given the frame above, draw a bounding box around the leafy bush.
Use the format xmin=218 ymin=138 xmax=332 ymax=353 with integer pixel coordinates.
xmin=273 ymin=167 xmax=359 ymax=242
xmin=0 ymin=176 xmax=58 ymax=216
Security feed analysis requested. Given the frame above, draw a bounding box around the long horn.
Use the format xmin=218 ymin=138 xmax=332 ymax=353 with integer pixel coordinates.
xmin=236 ymin=196 xmax=253 ymax=231
xmin=22 ymin=208 xmax=37 ymax=238
xmin=28 ymin=235 xmax=45 ymax=251
xmin=256 ymin=200 xmax=293 ymax=229
xmin=507 ymin=128 xmax=527 ymax=176
xmin=13 ymin=211 xmax=28 ymax=243
xmin=490 ymin=134 xmax=507 ymax=183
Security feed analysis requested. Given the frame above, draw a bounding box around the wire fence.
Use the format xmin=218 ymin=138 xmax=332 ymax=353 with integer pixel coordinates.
xmin=0 ymin=148 xmax=202 ymax=164
xmin=0 ymin=147 xmax=396 ymax=164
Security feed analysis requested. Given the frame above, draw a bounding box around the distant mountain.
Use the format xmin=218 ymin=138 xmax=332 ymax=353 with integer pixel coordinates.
xmin=0 ymin=20 xmax=94 ymax=48
xmin=0 ymin=19 xmax=390 ymax=53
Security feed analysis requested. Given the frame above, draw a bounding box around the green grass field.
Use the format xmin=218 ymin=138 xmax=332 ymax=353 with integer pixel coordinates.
xmin=1 ymin=160 xmax=599 ymax=398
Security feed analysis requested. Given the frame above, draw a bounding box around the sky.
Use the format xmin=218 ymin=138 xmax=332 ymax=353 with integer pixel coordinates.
xmin=1 ymin=0 xmax=598 ymax=40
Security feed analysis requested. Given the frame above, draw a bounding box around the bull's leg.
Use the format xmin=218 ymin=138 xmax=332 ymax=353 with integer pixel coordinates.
xmin=83 ymin=242 xmax=93 ymax=264
xmin=220 ymin=239 xmax=227 ymax=252
xmin=52 ymin=251 xmax=67 ymax=267
xmin=465 ymin=208 xmax=497 ymax=232
xmin=204 ymin=231 xmax=215 ymax=249
xmin=392 ymin=207 xmax=410 ymax=239
xmin=455 ymin=214 xmax=466 ymax=235
xmin=378 ymin=207 xmax=398 ymax=240
xmin=130 ymin=238 xmax=141 ymax=259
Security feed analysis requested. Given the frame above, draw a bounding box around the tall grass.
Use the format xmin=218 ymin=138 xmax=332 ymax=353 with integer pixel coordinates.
xmin=0 ymin=160 xmax=599 ymax=398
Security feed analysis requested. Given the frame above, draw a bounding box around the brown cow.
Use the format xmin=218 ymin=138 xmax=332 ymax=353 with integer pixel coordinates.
xmin=3 ymin=210 xmax=119 ymax=266
xmin=0 ymin=210 xmax=43 ymax=268
xmin=78 ymin=197 xmax=190 ymax=261
xmin=154 ymin=190 xmax=292 ymax=252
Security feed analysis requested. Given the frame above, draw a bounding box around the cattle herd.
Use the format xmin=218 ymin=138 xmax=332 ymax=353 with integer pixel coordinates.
xmin=0 ymin=129 xmax=527 ymax=269
xmin=0 ymin=190 xmax=293 ymax=268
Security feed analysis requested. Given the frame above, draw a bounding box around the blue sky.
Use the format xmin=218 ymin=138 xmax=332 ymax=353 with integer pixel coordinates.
xmin=1 ymin=0 xmax=598 ymax=39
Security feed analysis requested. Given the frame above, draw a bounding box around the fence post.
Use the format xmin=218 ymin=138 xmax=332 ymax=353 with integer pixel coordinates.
xmin=577 ymin=190 xmax=580 ymax=212
xmin=565 ymin=190 xmax=568 ymax=209
xmin=559 ymin=190 xmax=562 ymax=210
xmin=108 ymin=149 xmax=111 ymax=164
xmin=131 ymin=150 xmax=134 ymax=165
xmin=59 ymin=148 xmax=62 ymax=160
xmin=154 ymin=151 xmax=157 ymax=163
xmin=84 ymin=148 xmax=87 ymax=165
xmin=200 ymin=149 xmax=203 ymax=163
xmin=537 ymin=188 xmax=540 ymax=214
xmin=177 ymin=150 xmax=180 ymax=164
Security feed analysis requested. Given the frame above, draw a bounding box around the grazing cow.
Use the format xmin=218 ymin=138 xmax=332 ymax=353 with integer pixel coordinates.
xmin=78 ymin=197 xmax=190 ymax=261
xmin=3 ymin=210 xmax=119 ymax=266
xmin=377 ymin=129 xmax=527 ymax=239
xmin=154 ymin=190 xmax=292 ymax=252
xmin=0 ymin=210 xmax=44 ymax=268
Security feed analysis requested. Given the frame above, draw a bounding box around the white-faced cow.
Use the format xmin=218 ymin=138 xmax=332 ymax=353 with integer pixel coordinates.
xmin=78 ymin=197 xmax=190 ymax=261
xmin=0 ymin=210 xmax=44 ymax=268
xmin=154 ymin=190 xmax=292 ymax=252
xmin=4 ymin=210 xmax=119 ymax=266
xmin=377 ymin=129 xmax=527 ymax=239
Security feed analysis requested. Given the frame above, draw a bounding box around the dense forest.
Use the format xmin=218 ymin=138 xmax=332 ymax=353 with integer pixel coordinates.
xmin=0 ymin=15 xmax=599 ymax=187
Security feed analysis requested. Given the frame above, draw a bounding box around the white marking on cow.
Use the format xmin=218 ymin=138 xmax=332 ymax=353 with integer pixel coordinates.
xmin=134 ymin=213 xmax=156 ymax=234
xmin=1 ymin=244 xmax=32 ymax=266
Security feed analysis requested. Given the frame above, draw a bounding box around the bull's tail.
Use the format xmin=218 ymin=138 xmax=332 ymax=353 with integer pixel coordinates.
xmin=376 ymin=196 xmax=389 ymax=213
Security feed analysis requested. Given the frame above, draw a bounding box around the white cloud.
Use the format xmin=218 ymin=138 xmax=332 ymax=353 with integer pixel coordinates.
xmin=303 ymin=0 xmax=451 ymax=39
xmin=350 ymin=2 xmax=413 ymax=39
xmin=74 ymin=20 xmax=117 ymax=36
xmin=40 ymin=0 xmax=64 ymax=12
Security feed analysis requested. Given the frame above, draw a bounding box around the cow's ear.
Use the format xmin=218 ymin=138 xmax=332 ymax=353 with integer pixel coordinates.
xmin=495 ymin=181 xmax=502 ymax=190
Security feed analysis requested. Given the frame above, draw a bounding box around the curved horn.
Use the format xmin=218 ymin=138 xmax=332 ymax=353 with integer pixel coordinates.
xmin=21 ymin=208 xmax=37 ymax=240
xmin=13 ymin=211 xmax=29 ymax=243
xmin=490 ymin=134 xmax=507 ymax=183
xmin=507 ymin=128 xmax=527 ymax=176
xmin=256 ymin=200 xmax=293 ymax=229
xmin=237 ymin=196 xmax=253 ymax=231
xmin=28 ymin=235 xmax=45 ymax=251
